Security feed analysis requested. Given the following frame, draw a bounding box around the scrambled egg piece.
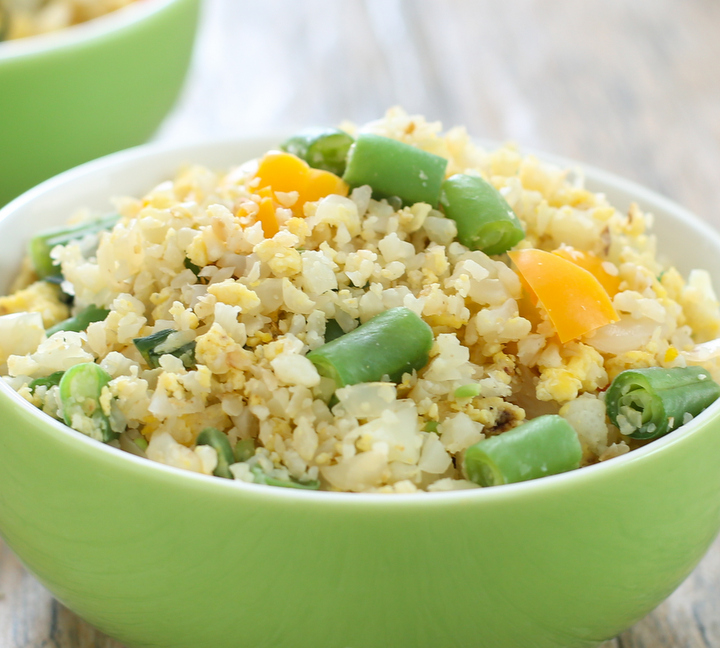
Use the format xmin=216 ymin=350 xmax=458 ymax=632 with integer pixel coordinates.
xmin=0 ymin=281 xmax=68 ymax=328
xmin=536 ymin=342 xmax=608 ymax=402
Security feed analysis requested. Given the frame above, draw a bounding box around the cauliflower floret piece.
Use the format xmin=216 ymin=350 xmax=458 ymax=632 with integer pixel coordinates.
xmin=439 ymin=412 xmax=484 ymax=454
xmin=254 ymin=233 xmax=302 ymax=277
xmin=0 ymin=312 xmax=46 ymax=366
xmin=7 ymin=329 xmax=92 ymax=377
xmin=195 ymin=323 xmax=243 ymax=375
xmin=148 ymin=365 xmax=213 ymax=418
xmin=473 ymin=299 xmax=532 ymax=355
xmin=146 ymin=431 xmax=217 ymax=475
xmin=559 ymin=393 xmax=610 ymax=461
xmin=320 ymin=451 xmax=390 ymax=492
xmin=270 ymin=354 xmax=320 ymax=388
xmin=355 ymin=401 xmax=423 ymax=464
xmin=680 ymin=270 xmax=720 ymax=342
xmin=302 ymin=251 xmax=338 ymax=295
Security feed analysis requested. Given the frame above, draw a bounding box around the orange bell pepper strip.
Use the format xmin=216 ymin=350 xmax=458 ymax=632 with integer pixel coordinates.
xmin=302 ymin=168 xmax=349 ymax=204
xmin=508 ymin=248 xmax=619 ymax=343
xmin=255 ymin=151 xmax=310 ymax=195
xmin=256 ymin=197 xmax=279 ymax=238
xmin=253 ymin=152 xmax=348 ymax=216
xmin=552 ymin=247 xmax=621 ymax=297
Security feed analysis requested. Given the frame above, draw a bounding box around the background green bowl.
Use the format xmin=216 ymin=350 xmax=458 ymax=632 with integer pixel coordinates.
xmin=0 ymin=0 xmax=199 ymax=207
xmin=0 ymin=139 xmax=719 ymax=648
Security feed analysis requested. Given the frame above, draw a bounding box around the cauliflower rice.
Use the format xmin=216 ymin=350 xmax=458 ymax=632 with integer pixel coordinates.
xmin=2 ymin=107 xmax=720 ymax=493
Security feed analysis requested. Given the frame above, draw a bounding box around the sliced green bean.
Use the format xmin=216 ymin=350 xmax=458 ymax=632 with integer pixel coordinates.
xmin=196 ymin=427 xmax=234 ymax=479
xmin=454 ymin=383 xmax=482 ymax=399
xmin=58 ymin=362 xmax=115 ymax=443
xmin=307 ymin=307 xmax=433 ymax=389
xmin=464 ymin=415 xmax=582 ymax=487
xmin=29 ymin=371 xmax=65 ymax=394
xmin=29 ymin=213 xmax=121 ymax=279
xmin=387 ymin=195 xmax=403 ymax=211
xmin=439 ymin=174 xmax=525 ymax=255
xmin=605 ymin=366 xmax=720 ymax=440
xmin=424 ymin=421 xmax=439 ymax=434
xmin=234 ymin=438 xmax=256 ymax=463
xmin=250 ymin=466 xmax=321 ymax=490
xmin=184 ymin=257 xmax=202 ymax=276
xmin=184 ymin=258 xmax=208 ymax=284
xmin=133 ymin=329 xmax=196 ymax=369
xmin=324 ymin=318 xmax=346 ymax=343
xmin=134 ymin=437 xmax=148 ymax=451
xmin=281 ymin=128 xmax=355 ymax=176
xmin=342 ymin=133 xmax=448 ymax=207
xmin=46 ymin=304 xmax=109 ymax=336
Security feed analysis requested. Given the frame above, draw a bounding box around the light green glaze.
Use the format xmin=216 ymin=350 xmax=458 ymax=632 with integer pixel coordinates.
xmin=0 ymin=140 xmax=720 ymax=647
xmin=0 ymin=0 xmax=199 ymax=206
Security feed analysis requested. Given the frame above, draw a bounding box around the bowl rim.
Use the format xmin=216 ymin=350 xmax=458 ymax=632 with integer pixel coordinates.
xmin=0 ymin=0 xmax=187 ymax=61
xmin=2 ymin=134 xmax=720 ymax=506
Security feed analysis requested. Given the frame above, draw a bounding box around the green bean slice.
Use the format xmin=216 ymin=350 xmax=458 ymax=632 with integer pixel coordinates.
xmin=58 ymin=363 xmax=115 ymax=443
xmin=133 ymin=329 xmax=196 ymax=369
xmin=342 ymin=133 xmax=448 ymax=207
xmin=423 ymin=421 xmax=439 ymax=434
xmin=234 ymin=438 xmax=256 ymax=463
xmin=29 ymin=371 xmax=65 ymax=394
xmin=250 ymin=466 xmax=321 ymax=490
xmin=454 ymin=384 xmax=482 ymax=399
xmin=464 ymin=415 xmax=582 ymax=487
xmin=46 ymin=304 xmax=109 ymax=336
xmin=439 ymin=174 xmax=524 ymax=255
xmin=29 ymin=213 xmax=121 ymax=279
xmin=196 ymin=427 xmax=234 ymax=479
xmin=281 ymin=128 xmax=355 ymax=176
xmin=184 ymin=257 xmax=202 ymax=276
xmin=324 ymin=318 xmax=346 ymax=343
xmin=307 ymin=307 xmax=433 ymax=390
xmin=605 ymin=366 xmax=720 ymax=439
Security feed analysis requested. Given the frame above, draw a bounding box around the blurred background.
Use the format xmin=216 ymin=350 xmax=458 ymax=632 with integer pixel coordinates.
xmin=2 ymin=0 xmax=720 ymax=646
xmin=155 ymin=0 xmax=720 ymax=223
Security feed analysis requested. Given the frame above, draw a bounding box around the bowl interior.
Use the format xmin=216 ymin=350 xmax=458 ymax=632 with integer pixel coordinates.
xmin=1 ymin=137 xmax=720 ymax=495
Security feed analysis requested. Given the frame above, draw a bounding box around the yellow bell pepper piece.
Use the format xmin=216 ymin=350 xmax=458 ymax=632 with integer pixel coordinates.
xmin=552 ymin=247 xmax=621 ymax=297
xmin=256 ymin=197 xmax=279 ymax=238
xmin=255 ymin=151 xmax=310 ymax=195
xmin=253 ymin=152 xmax=348 ymax=218
xmin=302 ymin=168 xmax=349 ymax=204
xmin=508 ymin=248 xmax=619 ymax=343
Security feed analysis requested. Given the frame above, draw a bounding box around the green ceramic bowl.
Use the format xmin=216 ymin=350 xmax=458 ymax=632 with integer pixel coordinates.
xmin=0 ymin=0 xmax=200 ymax=207
xmin=0 ymin=140 xmax=719 ymax=648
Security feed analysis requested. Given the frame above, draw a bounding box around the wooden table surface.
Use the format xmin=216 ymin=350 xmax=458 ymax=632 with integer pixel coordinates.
xmin=3 ymin=0 xmax=720 ymax=645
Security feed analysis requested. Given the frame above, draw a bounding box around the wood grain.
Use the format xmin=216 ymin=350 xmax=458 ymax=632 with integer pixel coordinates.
xmin=2 ymin=0 xmax=720 ymax=645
